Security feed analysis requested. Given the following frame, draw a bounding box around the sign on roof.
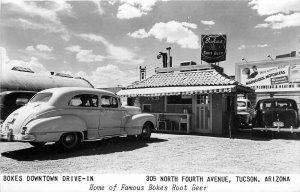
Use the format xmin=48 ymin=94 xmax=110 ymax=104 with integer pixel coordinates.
xmin=201 ymin=34 xmax=227 ymax=63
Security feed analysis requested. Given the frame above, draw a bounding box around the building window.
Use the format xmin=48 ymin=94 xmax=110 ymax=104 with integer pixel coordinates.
xmin=196 ymin=95 xmax=209 ymax=104
xmin=143 ymin=104 xmax=151 ymax=112
xmin=167 ymin=95 xmax=192 ymax=104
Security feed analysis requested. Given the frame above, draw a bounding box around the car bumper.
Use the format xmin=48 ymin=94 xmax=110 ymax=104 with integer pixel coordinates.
xmin=252 ymin=127 xmax=300 ymax=133
xmin=0 ymin=131 xmax=35 ymax=142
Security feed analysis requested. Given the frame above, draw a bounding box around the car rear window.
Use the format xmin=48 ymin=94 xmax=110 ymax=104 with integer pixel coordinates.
xmin=261 ymin=100 xmax=296 ymax=109
xmin=29 ymin=93 xmax=52 ymax=103
xmin=276 ymin=101 xmax=294 ymax=108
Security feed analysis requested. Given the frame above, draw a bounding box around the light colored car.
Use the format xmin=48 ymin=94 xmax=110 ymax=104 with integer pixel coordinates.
xmin=236 ymin=98 xmax=254 ymax=128
xmin=0 ymin=87 xmax=156 ymax=151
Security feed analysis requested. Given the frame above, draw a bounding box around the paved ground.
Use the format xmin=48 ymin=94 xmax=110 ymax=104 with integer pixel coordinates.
xmin=0 ymin=132 xmax=299 ymax=174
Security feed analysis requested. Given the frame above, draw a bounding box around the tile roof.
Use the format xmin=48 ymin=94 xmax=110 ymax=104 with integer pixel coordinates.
xmin=125 ymin=69 xmax=238 ymax=89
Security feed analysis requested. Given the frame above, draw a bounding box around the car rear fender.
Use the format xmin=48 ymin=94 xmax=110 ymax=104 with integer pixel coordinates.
xmin=125 ymin=113 xmax=156 ymax=135
xmin=25 ymin=115 xmax=86 ymax=140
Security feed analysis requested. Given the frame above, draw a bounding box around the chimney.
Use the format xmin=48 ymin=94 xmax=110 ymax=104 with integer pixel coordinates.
xmin=166 ymin=47 xmax=172 ymax=67
xmin=157 ymin=52 xmax=168 ymax=68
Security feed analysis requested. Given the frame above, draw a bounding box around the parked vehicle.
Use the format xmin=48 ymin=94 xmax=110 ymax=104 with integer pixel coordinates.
xmin=0 ymin=91 xmax=36 ymax=124
xmin=236 ymin=98 xmax=253 ymax=129
xmin=252 ymin=98 xmax=300 ymax=133
xmin=0 ymin=87 xmax=156 ymax=151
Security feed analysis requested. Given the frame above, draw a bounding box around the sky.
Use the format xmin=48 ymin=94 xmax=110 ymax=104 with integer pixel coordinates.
xmin=1 ymin=0 xmax=300 ymax=88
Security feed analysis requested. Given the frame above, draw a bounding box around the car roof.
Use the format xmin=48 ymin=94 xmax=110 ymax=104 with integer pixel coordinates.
xmin=34 ymin=87 xmax=118 ymax=106
xmin=258 ymin=98 xmax=295 ymax=102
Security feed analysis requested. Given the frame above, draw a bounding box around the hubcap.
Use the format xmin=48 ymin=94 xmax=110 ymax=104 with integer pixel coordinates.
xmin=143 ymin=128 xmax=148 ymax=134
xmin=64 ymin=134 xmax=76 ymax=147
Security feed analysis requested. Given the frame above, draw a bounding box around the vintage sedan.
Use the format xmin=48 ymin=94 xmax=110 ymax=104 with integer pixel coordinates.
xmin=0 ymin=87 xmax=156 ymax=151
xmin=252 ymin=98 xmax=300 ymax=133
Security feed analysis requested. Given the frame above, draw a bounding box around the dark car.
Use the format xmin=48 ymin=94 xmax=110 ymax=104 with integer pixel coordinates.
xmin=0 ymin=91 xmax=36 ymax=123
xmin=252 ymin=98 xmax=300 ymax=133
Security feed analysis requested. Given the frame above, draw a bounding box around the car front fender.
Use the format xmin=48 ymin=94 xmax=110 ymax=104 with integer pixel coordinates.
xmin=25 ymin=115 xmax=87 ymax=142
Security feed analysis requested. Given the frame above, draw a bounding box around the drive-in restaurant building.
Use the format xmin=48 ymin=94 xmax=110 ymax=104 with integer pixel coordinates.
xmin=118 ymin=63 xmax=254 ymax=136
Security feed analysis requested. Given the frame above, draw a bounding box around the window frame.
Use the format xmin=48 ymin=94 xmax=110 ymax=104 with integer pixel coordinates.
xmin=142 ymin=104 xmax=151 ymax=112
xmin=68 ymin=94 xmax=99 ymax=108
xmin=100 ymin=95 xmax=119 ymax=108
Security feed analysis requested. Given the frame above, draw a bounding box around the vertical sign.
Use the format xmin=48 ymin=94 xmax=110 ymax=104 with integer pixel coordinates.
xmin=201 ymin=34 xmax=227 ymax=63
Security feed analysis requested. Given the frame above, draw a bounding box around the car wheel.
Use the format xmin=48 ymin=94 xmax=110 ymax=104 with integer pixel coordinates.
xmin=58 ymin=132 xmax=80 ymax=151
xmin=139 ymin=123 xmax=152 ymax=140
xmin=29 ymin=142 xmax=46 ymax=147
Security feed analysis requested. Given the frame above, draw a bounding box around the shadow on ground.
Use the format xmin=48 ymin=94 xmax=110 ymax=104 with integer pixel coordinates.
xmin=1 ymin=137 xmax=167 ymax=161
xmin=176 ymin=129 xmax=300 ymax=141
xmin=231 ymin=130 xmax=300 ymax=141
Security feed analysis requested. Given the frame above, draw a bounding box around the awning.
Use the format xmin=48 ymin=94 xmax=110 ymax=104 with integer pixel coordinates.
xmin=117 ymin=85 xmax=240 ymax=97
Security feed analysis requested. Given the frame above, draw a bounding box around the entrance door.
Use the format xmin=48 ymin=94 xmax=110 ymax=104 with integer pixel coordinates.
xmin=193 ymin=94 xmax=212 ymax=133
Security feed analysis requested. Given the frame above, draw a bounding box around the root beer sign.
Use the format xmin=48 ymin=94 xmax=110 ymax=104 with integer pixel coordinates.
xmin=201 ymin=34 xmax=227 ymax=63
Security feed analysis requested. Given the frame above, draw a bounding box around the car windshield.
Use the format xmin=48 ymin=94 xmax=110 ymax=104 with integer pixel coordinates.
xmin=29 ymin=92 xmax=52 ymax=103
xmin=237 ymin=101 xmax=246 ymax=107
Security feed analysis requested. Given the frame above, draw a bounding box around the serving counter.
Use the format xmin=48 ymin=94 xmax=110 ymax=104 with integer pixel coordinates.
xmin=152 ymin=113 xmax=191 ymax=133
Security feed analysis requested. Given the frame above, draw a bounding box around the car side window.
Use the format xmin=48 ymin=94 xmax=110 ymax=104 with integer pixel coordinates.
xmin=101 ymin=95 xmax=118 ymax=108
xmin=68 ymin=94 xmax=98 ymax=107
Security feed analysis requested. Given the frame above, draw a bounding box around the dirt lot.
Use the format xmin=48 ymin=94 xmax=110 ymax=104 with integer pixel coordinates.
xmin=0 ymin=133 xmax=299 ymax=174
